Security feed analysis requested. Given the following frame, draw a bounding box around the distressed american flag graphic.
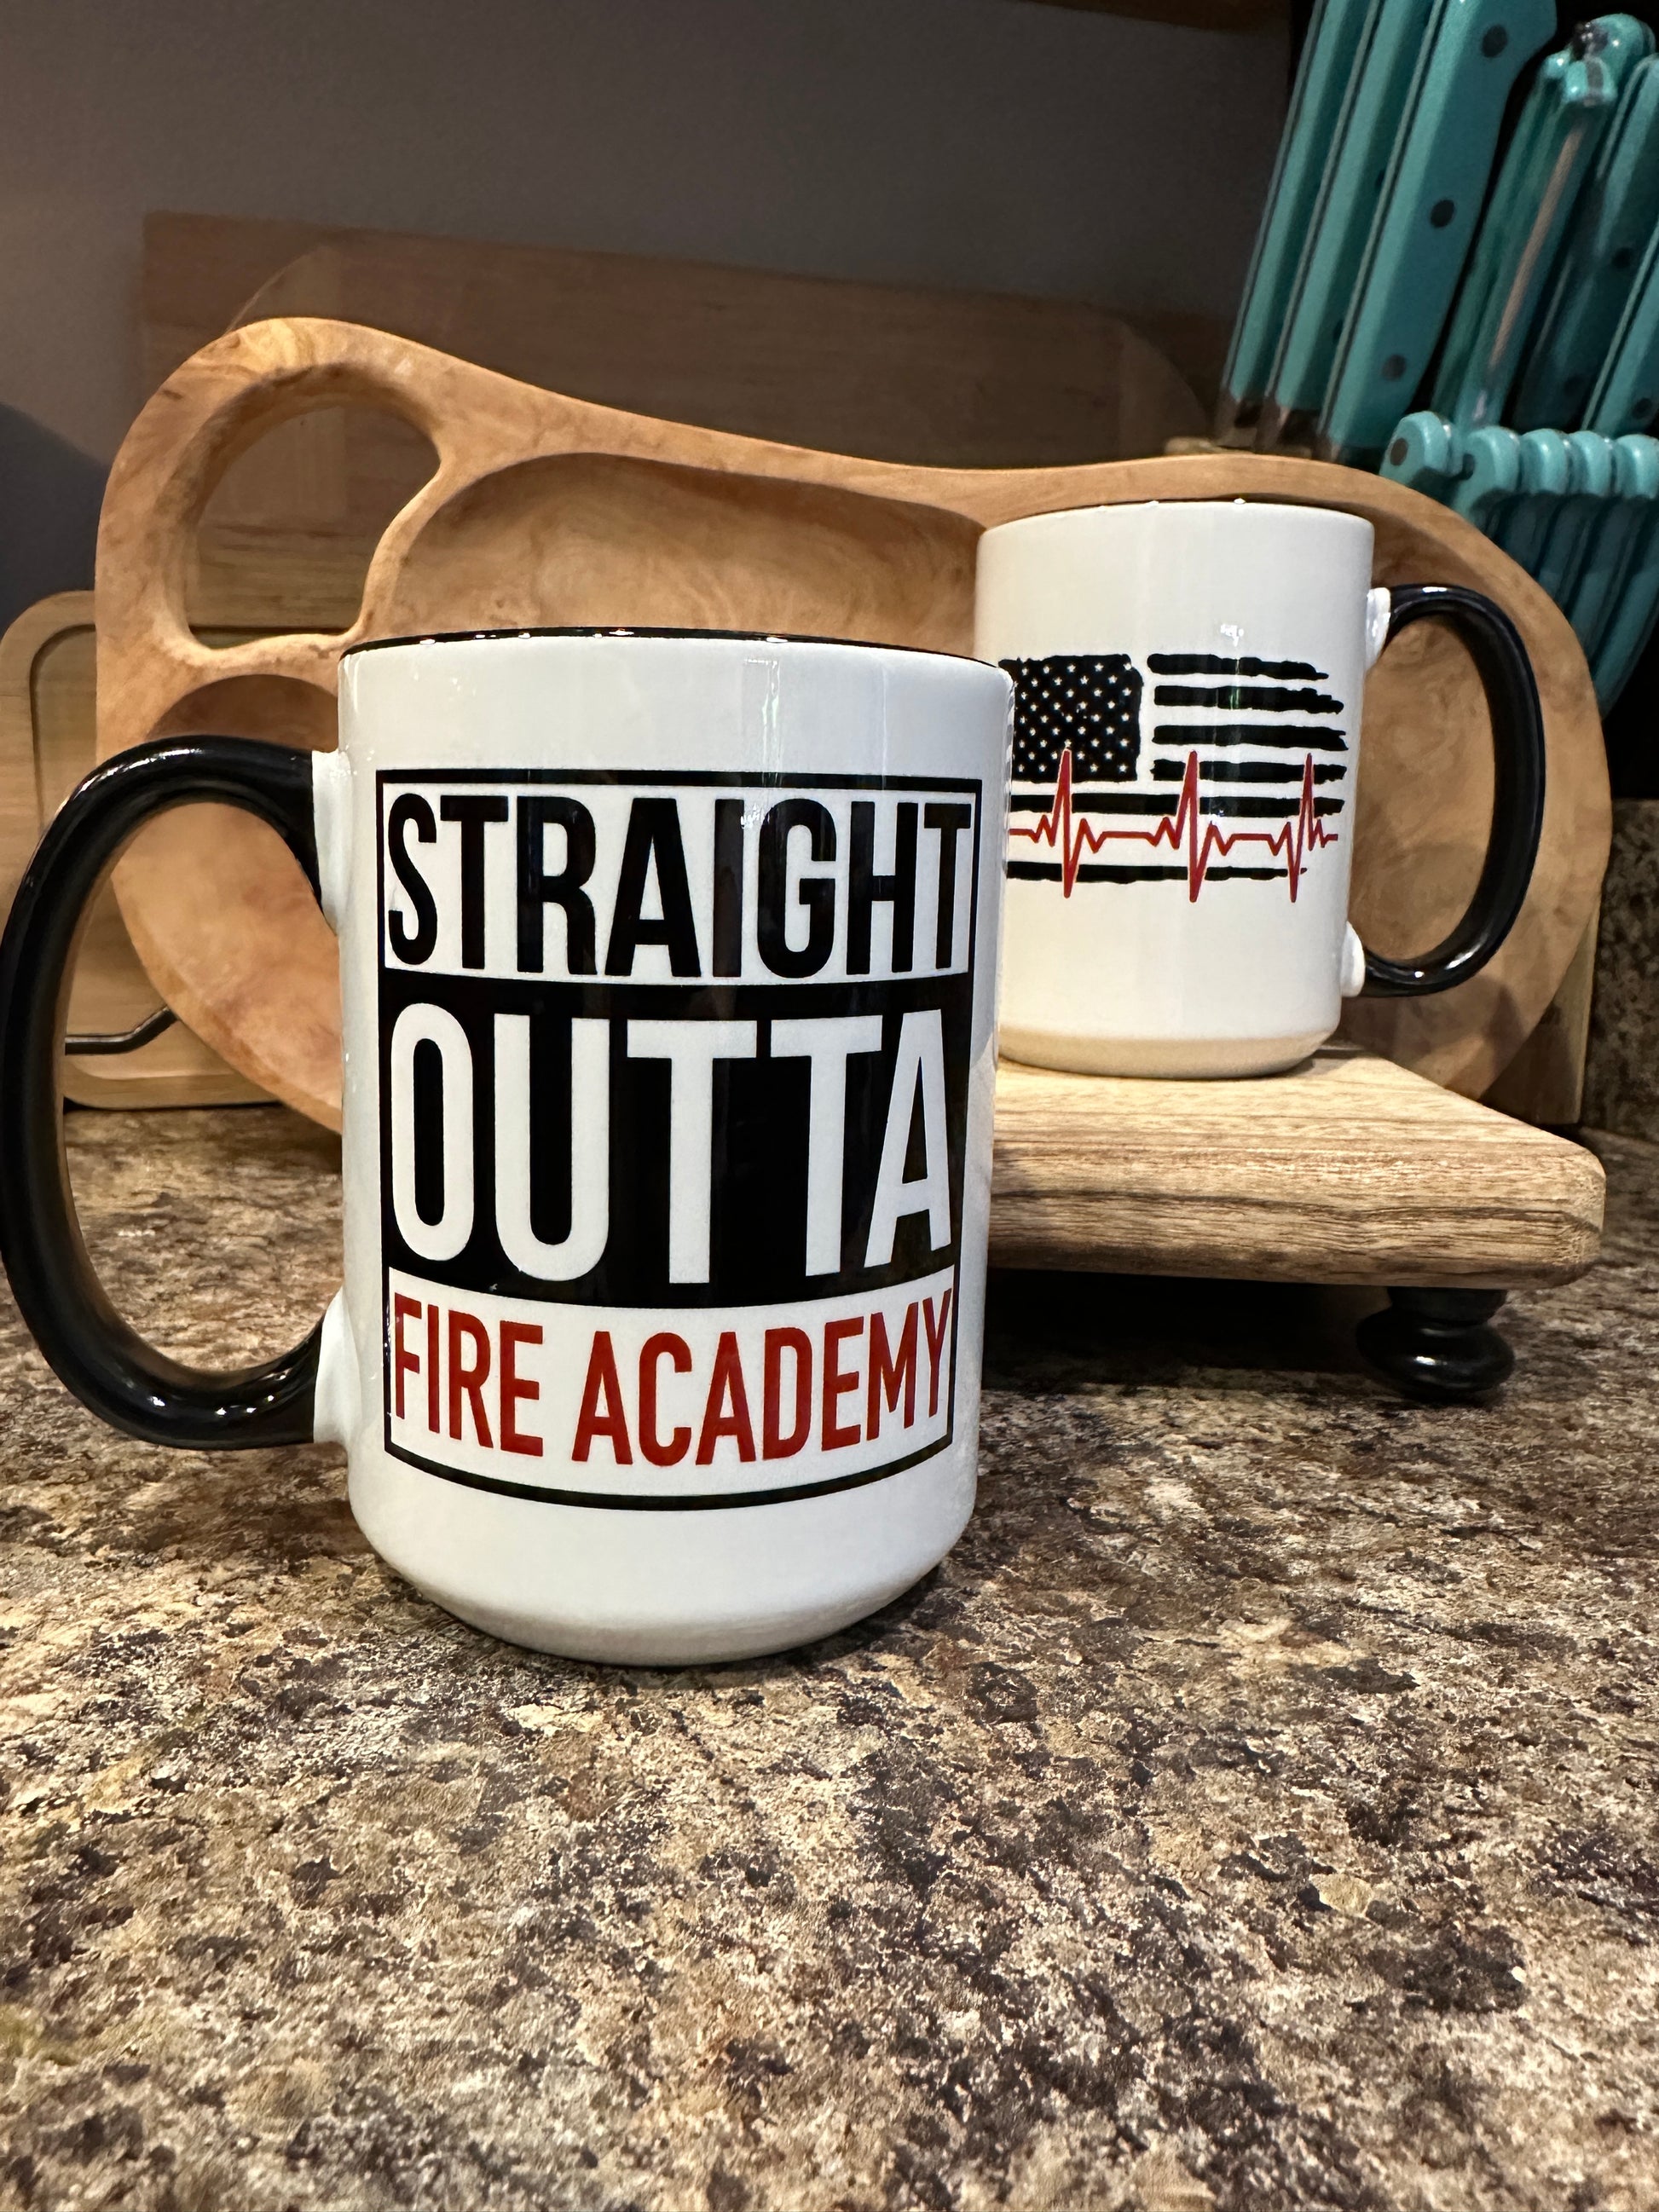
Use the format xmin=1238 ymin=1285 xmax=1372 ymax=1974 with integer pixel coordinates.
xmin=1004 ymin=651 xmax=1351 ymax=898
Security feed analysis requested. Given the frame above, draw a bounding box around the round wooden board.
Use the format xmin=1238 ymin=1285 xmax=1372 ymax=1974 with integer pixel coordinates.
xmin=95 ymin=319 xmax=1610 ymax=1130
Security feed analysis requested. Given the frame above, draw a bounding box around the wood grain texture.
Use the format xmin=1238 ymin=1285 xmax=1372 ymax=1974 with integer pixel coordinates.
xmin=143 ymin=209 xmax=1223 ymax=438
xmin=1483 ymin=917 xmax=1599 ymax=1126
xmin=169 ymin=219 xmax=1205 ymax=638
xmin=0 ymin=594 xmax=268 ymax=1108
xmin=94 ymin=318 xmax=1609 ymax=1133
xmin=990 ymin=1048 xmax=1604 ymax=1286
xmin=146 ymin=211 xmax=1214 ymax=642
xmin=223 ymin=233 xmax=1204 ymax=469
xmin=0 ymin=598 xmax=53 ymax=923
xmin=142 ymin=213 xmax=328 ymax=396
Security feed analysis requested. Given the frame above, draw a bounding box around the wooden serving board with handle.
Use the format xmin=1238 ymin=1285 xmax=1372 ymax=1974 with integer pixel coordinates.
xmin=95 ymin=316 xmax=1610 ymax=1133
xmin=146 ymin=211 xmax=1208 ymax=639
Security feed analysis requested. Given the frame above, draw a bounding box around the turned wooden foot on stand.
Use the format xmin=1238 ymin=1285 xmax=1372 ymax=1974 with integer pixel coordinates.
xmin=1355 ymin=1289 xmax=1515 ymax=1405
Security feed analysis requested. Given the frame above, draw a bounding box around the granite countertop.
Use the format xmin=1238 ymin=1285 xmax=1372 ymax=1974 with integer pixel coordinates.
xmin=1 ymin=1106 xmax=1656 ymax=2212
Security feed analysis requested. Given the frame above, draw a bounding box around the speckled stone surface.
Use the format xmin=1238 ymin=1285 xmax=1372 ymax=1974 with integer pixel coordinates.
xmin=2 ymin=1106 xmax=1656 ymax=2212
xmin=1585 ymin=800 xmax=1659 ymax=1142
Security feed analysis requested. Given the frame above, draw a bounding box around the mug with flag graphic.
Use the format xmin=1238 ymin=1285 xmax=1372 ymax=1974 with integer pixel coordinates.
xmin=975 ymin=500 xmax=1546 ymax=1078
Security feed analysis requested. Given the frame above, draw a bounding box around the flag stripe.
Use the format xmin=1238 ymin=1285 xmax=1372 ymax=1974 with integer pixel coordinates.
xmin=1199 ymin=794 xmax=1346 ymax=819
xmin=1150 ymin=759 xmax=1347 ymax=785
xmin=1147 ymin=652 xmax=1326 ymax=680
xmin=1007 ymin=859 xmax=1290 ymax=885
xmin=1153 ymin=723 xmax=1348 ymax=752
xmin=1010 ymin=791 xmax=1176 ymax=817
xmin=1153 ymin=684 xmax=1344 ymax=714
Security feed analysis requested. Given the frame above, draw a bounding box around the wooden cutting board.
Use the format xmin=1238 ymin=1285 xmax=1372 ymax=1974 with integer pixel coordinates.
xmin=94 ymin=316 xmax=1610 ymax=1132
xmin=144 ymin=211 xmax=1211 ymax=643
xmin=143 ymin=211 xmax=1217 ymax=453
xmin=0 ymin=592 xmax=268 ymax=1108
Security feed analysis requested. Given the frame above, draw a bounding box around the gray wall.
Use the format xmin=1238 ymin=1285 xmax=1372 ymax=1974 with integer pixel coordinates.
xmin=0 ymin=0 xmax=1286 ymax=462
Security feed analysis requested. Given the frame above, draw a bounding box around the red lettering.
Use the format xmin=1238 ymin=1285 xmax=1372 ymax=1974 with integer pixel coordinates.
xmin=867 ymin=1302 xmax=918 ymax=1436
xmin=448 ymin=1310 xmax=493 ymax=1444
xmin=764 ymin=1327 xmax=812 ymax=1458
xmin=922 ymin=1289 xmax=953 ymax=1416
xmin=639 ymin=1332 xmax=692 ymax=1466
xmin=573 ymin=1331 xmax=632 ymax=1463
xmin=697 ymin=1331 xmax=756 ymax=1464
xmin=822 ymin=1316 xmax=864 ymax=1450
xmin=425 ymin=1300 xmax=440 ymax=1432
xmin=500 ymin=1321 xmax=543 ymax=1458
xmin=392 ymin=1295 xmax=420 ymax=1420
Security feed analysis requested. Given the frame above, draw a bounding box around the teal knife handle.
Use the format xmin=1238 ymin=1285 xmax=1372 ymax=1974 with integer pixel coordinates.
xmin=1514 ymin=52 xmax=1659 ymax=427
xmin=1380 ymin=409 xmax=1464 ymax=499
xmin=1431 ymin=47 xmax=1585 ymax=424
xmin=1431 ymin=53 xmax=1548 ymax=412
xmin=1593 ymin=496 xmax=1659 ymax=706
xmin=1569 ymin=434 xmax=1659 ymax=663
xmin=1586 ymin=216 xmax=1659 ymax=434
xmin=1449 ymin=426 xmax=1523 ymax=534
xmin=1534 ymin=430 xmax=1617 ymax=606
xmin=1218 ymin=0 xmax=1379 ymax=434
xmin=1320 ymin=0 xmax=1557 ymax=465
xmin=1257 ymin=0 xmax=1436 ymax=436
xmin=1435 ymin=22 xmax=1641 ymax=433
xmin=1495 ymin=428 xmax=1574 ymax=574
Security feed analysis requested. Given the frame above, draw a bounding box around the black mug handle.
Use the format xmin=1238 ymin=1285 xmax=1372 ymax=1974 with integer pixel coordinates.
xmin=1359 ymin=583 xmax=1546 ymax=998
xmin=0 ymin=736 xmax=326 ymax=1447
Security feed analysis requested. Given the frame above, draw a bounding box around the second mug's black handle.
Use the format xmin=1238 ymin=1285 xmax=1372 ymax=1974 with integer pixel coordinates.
xmin=0 ymin=736 xmax=326 ymax=1448
xmin=1360 ymin=583 xmax=1546 ymax=998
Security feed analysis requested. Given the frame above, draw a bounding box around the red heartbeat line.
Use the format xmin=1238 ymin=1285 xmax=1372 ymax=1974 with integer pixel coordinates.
xmin=1009 ymin=745 xmax=1338 ymax=903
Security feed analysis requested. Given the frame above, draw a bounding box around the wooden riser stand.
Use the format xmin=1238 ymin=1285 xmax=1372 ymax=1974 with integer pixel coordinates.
xmin=991 ymin=1047 xmax=1603 ymax=1399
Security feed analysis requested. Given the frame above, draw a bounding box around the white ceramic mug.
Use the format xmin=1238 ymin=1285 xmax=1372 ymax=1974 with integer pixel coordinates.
xmin=0 ymin=631 xmax=1011 ymax=1665
xmin=976 ymin=500 xmax=1546 ymax=1078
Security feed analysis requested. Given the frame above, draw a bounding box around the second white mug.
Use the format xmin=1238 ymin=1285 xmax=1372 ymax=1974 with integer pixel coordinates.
xmin=975 ymin=499 xmax=1546 ymax=1079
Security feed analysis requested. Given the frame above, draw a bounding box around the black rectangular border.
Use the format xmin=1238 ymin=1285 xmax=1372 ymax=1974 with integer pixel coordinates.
xmin=375 ymin=767 xmax=980 ymax=1510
